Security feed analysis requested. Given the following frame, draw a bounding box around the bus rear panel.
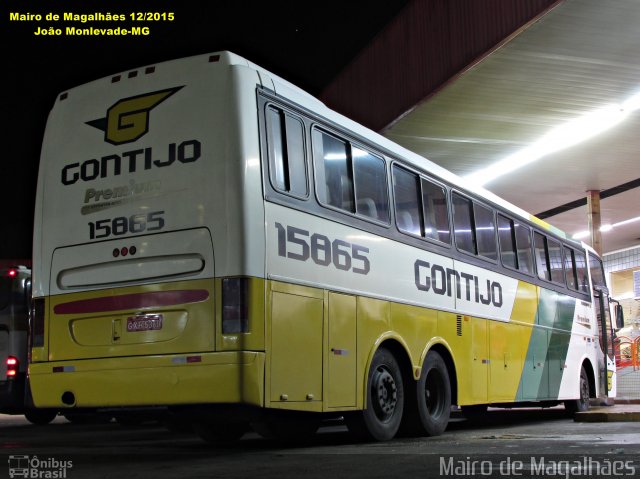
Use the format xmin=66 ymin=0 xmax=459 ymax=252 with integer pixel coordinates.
xmin=30 ymin=52 xmax=267 ymax=410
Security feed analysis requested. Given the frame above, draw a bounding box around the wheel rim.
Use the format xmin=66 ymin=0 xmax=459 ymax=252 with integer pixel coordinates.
xmin=424 ymin=368 xmax=445 ymax=418
xmin=371 ymin=365 xmax=397 ymax=422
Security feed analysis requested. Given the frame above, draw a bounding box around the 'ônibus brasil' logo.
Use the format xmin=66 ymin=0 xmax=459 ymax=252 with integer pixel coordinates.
xmin=86 ymin=86 xmax=183 ymax=145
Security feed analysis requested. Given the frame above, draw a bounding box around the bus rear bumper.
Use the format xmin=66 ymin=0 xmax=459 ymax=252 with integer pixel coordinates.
xmin=28 ymin=351 xmax=264 ymax=409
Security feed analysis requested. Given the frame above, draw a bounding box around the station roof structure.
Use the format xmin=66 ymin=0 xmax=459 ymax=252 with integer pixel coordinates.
xmin=321 ymin=0 xmax=640 ymax=254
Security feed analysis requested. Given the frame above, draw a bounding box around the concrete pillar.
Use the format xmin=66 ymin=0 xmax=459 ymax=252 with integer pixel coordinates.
xmin=587 ymin=190 xmax=602 ymax=255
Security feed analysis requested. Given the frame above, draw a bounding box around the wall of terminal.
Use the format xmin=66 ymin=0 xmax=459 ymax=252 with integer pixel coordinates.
xmin=604 ymin=245 xmax=640 ymax=328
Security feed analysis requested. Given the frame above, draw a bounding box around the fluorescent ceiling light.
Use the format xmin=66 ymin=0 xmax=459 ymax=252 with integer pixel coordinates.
xmin=572 ymin=215 xmax=640 ymax=240
xmin=466 ymin=91 xmax=640 ymax=186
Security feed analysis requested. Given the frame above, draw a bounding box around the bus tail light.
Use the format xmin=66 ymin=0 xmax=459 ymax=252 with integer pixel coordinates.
xmin=6 ymin=356 xmax=18 ymax=378
xmin=31 ymin=297 xmax=45 ymax=348
xmin=222 ymin=278 xmax=249 ymax=334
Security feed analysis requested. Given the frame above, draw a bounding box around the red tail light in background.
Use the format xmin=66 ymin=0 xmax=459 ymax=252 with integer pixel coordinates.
xmin=6 ymin=356 xmax=18 ymax=378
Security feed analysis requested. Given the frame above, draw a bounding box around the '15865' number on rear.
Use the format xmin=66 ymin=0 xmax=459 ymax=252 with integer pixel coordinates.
xmin=88 ymin=211 xmax=165 ymax=240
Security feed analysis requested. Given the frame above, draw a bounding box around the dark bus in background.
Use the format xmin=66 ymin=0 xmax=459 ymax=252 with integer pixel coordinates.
xmin=0 ymin=266 xmax=57 ymax=424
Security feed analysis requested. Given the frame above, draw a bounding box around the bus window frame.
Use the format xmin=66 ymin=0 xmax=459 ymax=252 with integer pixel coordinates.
xmin=391 ymin=162 xmax=452 ymax=249
xmin=497 ymin=213 xmax=519 ymax=272
xmin=451 ymin=189 xmax=498 ymax=265
xmin=311 ymin=124 xmax=391 ymax=228
xmin=257 ymin=88 xmax=591 ymax=304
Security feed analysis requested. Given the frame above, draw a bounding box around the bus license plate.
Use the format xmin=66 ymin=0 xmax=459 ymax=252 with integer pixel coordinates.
xmin=127 ymin=314 xmax=163 ymax=332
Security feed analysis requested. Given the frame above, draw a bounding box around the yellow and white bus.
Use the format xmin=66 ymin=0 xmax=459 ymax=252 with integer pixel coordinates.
xmin=31 ymin=51 xmax=621 ymax=441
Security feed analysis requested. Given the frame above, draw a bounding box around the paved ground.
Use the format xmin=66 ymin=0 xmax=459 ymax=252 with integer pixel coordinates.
xmin=1 ymin=408 xmax=639 ymax=479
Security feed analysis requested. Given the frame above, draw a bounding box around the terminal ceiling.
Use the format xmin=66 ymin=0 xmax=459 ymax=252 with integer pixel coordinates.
xmin=321 ymin=0 xmax=640 ymax=254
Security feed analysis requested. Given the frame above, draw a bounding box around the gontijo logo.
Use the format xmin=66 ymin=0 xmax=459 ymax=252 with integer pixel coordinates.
xmin=87 ymin=87 xmax=183 ymax=145
xmin=61 ymin=86 xmax=200 ymax=186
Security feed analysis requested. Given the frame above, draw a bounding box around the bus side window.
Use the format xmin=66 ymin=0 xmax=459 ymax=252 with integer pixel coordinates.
xmin=574 ymin=250 xmax=589 ymax=293
xmin=564 ymin=248 xmax=578 ymax=290
xmin=421 ymin=178 xmax=450 ymax=244
xmin=498 ymin=214 xmax=517 ymax=269
xmin=498 ymin=216 xmax=535 ymax=274
xmin=534 ymin=232 xmax=550 ymax=281
xmin=352 ymin=146 xmax=389 ymax=223
xmin=313 ymin=129 xmax=354 ymax=212
xmin=514 ymin=222 xmax=534 ymax=274
xmin=474 ymin=203 xmax=497 ymax=261
xmin=452 ymin=193 xmax=475 ymax=255
xmin=547 ymin=238 xmax=564 ymax=284
xmin=393 ymin=166 xmax=423 ymax=237
xmin=266 ymin=106 xmax=308 ymax=198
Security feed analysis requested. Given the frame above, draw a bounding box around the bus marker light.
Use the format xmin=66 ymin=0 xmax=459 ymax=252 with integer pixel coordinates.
xmin=172 ymin=356 xmax=202 ymax=364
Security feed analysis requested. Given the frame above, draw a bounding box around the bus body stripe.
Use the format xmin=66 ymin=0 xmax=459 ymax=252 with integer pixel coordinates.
xmin=53 ymin=289 xmax=209 ymax=315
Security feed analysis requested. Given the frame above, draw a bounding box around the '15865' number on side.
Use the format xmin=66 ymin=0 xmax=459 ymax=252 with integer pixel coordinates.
xmin=275 ymin=222 xmax=370 ymax=275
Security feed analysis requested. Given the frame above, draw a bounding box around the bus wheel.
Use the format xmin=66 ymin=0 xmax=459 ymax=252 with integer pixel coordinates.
xmin=416 ymin=351 xmax=451 ymax=436
xmin=24 ymin=409 xmax=58 ymax=425
xmin=564 ymin=366 xmax=590 ymax=414
xmin=193 ymin=421 xmax=249 ymax=443
xmin=347 ymin=347 xmax=404 ymax=441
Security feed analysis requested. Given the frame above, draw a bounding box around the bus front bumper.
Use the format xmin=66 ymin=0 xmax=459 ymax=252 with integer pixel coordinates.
xmin=28 ymin=351 xmax=264 ymax=409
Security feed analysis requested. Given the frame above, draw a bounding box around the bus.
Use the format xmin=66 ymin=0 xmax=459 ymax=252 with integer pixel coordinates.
xmin=1 ymin=266 xmax=57 ymax=424
xmin=30 ymin=51 xmax=621 ymax=441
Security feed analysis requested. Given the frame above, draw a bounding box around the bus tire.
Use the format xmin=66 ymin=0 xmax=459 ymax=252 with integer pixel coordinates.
xmin=24 ymin=409 xmax=57 ymax=425
xmin=346 ymin=347 xmax=404 ymax=441
xmin=415 ymin=350 xmax=451 ymax=436
xmin=564 ymin=366 xmax=590 ymax=414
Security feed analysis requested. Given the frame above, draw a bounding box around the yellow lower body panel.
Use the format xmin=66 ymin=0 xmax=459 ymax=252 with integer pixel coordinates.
xmin=29 ymin=351 xmax=264 ymax=409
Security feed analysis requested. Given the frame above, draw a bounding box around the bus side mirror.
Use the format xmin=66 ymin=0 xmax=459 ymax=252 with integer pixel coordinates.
xmin=615 ymin=304 xmax=624 ymax=329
